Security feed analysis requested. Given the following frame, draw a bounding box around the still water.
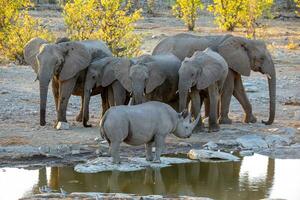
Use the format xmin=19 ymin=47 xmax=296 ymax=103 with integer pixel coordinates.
xmin=1 ymin=154 xmax=300 ymax=200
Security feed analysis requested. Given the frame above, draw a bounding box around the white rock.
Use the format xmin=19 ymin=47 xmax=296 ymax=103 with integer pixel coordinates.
xmin=203 ymin=141 xmax=218 ymax=150
xmin=236 ymin=135 xmax=268 ymax=150
xmin=178 ymin=142 xmax=192 ymax=147
xmin=265 ymin=135 xmax=292 ymax=148
xmin=187 ymin=149 xmax=240 ymax=161
xmin=56 ymin=121 xmax=70 ymax=130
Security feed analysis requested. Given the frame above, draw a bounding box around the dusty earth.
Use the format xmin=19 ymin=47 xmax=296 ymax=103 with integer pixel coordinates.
xmin=0 ymin=9 xmax=300 ymax=170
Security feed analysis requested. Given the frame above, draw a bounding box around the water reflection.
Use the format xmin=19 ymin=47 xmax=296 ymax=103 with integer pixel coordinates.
xmin=1 ymin=154 xmax=300 ymax=200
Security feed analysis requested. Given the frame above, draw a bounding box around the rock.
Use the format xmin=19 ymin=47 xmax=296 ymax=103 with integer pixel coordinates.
xmin=56 ymin=121 xmax=70 ymax=130
xmin=187 ymin=149 xmax=240 ymax=161
xmin=236 ymin=135 xmax=268 ymax=150
xmin=203 ymin=141 xmax=218 ymax=150
xmin=178 ymin=142 xmax=192 ymax=147
xmin=75 ymin=157 xmax=195 ymax=173
xmin=240 ymin=150 xmax=254 ymax=157
xmin=7 ymin=63 xmax=17 ymax=68
xmin=217 ymin=139 xmax=239 ymax=147
xmin=265 ymin=135 xmax=293 ymax=148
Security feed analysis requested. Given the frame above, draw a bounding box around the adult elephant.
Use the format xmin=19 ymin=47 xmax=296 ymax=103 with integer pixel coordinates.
xmin=100 ymin=54 xmax=181 ymax=110
xmin=153 ymin=33 xmax=276 ymax=125
xmin=24 ymin=37 xmax=113 ymax=127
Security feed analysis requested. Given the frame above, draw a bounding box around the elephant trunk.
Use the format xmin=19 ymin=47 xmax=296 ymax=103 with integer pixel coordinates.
xmin=178 ymin=80 xmax=191 ymax=112
xmin=39 ymin=76 xmax=51 ymax=126
xmin=83 ymin=79 xmax=95 ymax=127
xmin=132 ymin=80 xmax=145 ymax=105
xmin=262 ymin=68 xmax=276 ymax=125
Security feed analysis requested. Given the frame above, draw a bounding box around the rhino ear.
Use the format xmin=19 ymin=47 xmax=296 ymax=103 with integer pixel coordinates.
xmin=24 ymin=37 xmax=48 ymax=74
xmin=217 ymin=37 xmax=251 ymax=76
xmin=58 ymin=42 xmax=92 ymax=81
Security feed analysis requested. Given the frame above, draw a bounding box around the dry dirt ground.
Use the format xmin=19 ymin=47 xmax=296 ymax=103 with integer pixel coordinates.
xmin=0 ymin=10 xmax=300 ymax=167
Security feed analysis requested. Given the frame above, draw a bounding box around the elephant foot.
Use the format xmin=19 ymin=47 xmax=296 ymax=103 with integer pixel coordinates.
xmin=83 ymin=120 xmax=92 ymax=128
xmin=244 ymin=114 xmax=257 ymax=123
xmin=209 ymin=124 xmax=220 ymax=132
xmin=55 ymin=121 xmax=70 ymax=130
xmin=219 ymin=116 xmax=232 ymax=124
xmin=146 ymin=156 xmax=153 ymax=162
xmin=75 ymin=114 xmax=83 ymax=122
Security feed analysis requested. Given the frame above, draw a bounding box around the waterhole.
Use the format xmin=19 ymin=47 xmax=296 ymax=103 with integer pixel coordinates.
xmin=1 ymin=154 xmax=300 ymax=200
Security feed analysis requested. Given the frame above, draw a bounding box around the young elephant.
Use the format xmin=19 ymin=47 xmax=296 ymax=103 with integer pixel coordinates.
xmin=178 ymin=48 xmax=228 ymax=132
xmin=100 ymin=101 xmax=200 ymax=164
xmin=83 ymin=57 xmax=130 ymax=127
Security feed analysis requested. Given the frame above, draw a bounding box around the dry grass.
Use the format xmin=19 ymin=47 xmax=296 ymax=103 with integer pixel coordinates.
xmin=0 ymin=136 xmax=30 ymax=146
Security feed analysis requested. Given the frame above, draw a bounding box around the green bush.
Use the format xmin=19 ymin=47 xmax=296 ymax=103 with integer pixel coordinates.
xmin=63 ymin=0 xmax=142 ymax=57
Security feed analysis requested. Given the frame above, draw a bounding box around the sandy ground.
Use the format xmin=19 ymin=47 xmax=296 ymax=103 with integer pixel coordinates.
xmin=0 ymin=10 xmax=300 ymax=167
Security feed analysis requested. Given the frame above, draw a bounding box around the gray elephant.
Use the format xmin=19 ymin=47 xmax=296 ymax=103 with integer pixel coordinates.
xmin=179 ymin=48 xmax=228 ymax=132
xmin=153 ymin=33 xmax=276 ymax=125
xmin=82 ymin=57 xmax=130 ymax=127
xmin=100 ymin=101 xmax=200 ymax=164
xmin=109 ymin=54 xmax=182 ymax=109
xmin=24 ymin=37 xmax=112 ymax=127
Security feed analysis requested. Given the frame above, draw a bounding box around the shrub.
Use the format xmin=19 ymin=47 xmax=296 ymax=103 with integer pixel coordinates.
xmin=63 ymin=0 xmax=142 ymax=57
xmin=172 ymin=0 xmax=203 ymax=31
xmin=0 ymin=0 xmax=53 ymax=63
xmin=208 ymin=0 xmax=273 ymax=38
xmin=207 ymin=0 xmax=245 ymax=31
xmin=295 ymin=0 xmax=300 ymax=15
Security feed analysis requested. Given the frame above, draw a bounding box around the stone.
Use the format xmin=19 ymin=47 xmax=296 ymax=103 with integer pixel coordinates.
xmin=178 ymin=142 xmax=192 ymax=147
xmin=75 ymin=157 xmax=195 ymax=173
xmin=187 ymin=149 xmax=240 ymax=161
xmin=240 ymin=150 xmax=254 ymax=157
xmin=265 ymin=135 xmax=293 ymax=148
xmin=203 ymin=141 xmax=218 ymax=150
xmin=56 ymin=121 xmax=70 ymax=130
xmin=236 ymin=135 xmax=268 ymax=150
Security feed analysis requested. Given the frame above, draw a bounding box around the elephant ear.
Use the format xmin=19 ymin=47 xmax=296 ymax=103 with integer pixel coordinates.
xmin=58 ymin=42 xmax=92 ymax=81
xmin=145 ymin=62 xmax=166 ymax=94
xmin=112 ymin=58 xmax=133 ymax=92
xmin=101 ymin=57 xmax=120 ymax=87
xmin=196 ymin=50 xmax=228 ymax=90
xmin=24 ymin=37 xmax=48 ymax=74
xmin=217 ymin=37 xmax=251 ymax=76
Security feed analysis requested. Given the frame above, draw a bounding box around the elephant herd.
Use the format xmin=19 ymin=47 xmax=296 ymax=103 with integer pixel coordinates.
xmin=24 ymin=33 xmax=276 ymax=133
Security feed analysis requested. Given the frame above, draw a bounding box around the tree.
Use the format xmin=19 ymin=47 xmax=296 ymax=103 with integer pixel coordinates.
xmin=63 ymin=0 xmax=142 ymax=57
xmin=0 ymin=0 xmax=53 ymax=63
xmin=208 ymin=0 xmax=273 ymax=38
xmin=208 ymin=0 xmax=245 ymax=31
xmin=172 ymin=0 xmax=203 ymax=31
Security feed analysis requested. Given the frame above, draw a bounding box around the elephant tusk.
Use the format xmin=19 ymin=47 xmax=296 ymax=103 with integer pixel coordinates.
xmin=176 ymin=90 xmax=179 ymax=94
xmin=189 ymin=88 xmax=191 ymax=93
xmin=266 ymin=74 xmax=272 ymax=79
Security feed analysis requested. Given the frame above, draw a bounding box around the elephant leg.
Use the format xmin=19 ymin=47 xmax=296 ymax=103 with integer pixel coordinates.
xmin=219 ymin=70 xmax=235 ymax=124
xmin=56 ymin=78 xmax=77 ymax=125
xmin=190 ymin=89 xmax=203 ymax=132
xmin=52 ymin=79 xmax=59 ymax=111
xmin=204 ymin=98 xmax=210 ymax=118
xmin=208 ymin=84 xmax=220 ymax=132
xmin=112 ymin=81 xmax=126 ymax=105
xmin=233 ymin=75 xmax=257 ymax=123
xmin=100 ymin=88 xmax=109 ymax=119
xmin=107 ymin=86 xmax=115 ymax=107
xmin=75 ymin=95 xmax=84 ymax=122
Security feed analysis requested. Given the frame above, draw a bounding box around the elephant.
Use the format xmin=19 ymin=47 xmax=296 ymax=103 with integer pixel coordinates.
xmin=178 ymin=48 xmax=228 ymax=132
xmin=100 ymin=101 xmax=200 ymax=164
xmin=153 ymin=33 xmax=276 ymax=125
xmin=110 ymin=54 xmax=182 ymax=109
xmin=82 ymin=57 xmax=130 ymax=127
xmin=24 ymin=37 xmax=113 ymax=127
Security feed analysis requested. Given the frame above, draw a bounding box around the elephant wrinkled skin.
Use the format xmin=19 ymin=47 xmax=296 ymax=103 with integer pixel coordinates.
xmin=153 ymin=33 xmax=276 ymax=125
xmin=24 ymin=37 xmax=112 ymax=127
xmin=178 ymin=48 xmax=228 ymax=132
